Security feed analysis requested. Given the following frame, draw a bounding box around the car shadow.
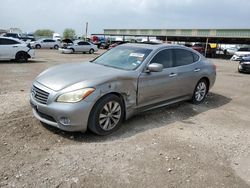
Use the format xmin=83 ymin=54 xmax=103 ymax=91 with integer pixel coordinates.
xmin=41 ymin=92 xmax=231 ymax=142
xmin=0 ymin=60 xmax=47 ymax=64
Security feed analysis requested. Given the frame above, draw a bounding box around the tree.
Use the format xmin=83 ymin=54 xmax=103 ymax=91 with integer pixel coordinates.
xmin=63 ymin=28 xmax=76 ymax=39
xmin=34 ymin=29 xmax=54 ymax=37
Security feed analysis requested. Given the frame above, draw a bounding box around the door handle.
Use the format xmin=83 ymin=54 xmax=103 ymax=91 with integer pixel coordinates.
xmin=169 ymin=73 xmax=177 ymax=77
xmin=194 ymin=68 xmax=201 ymax=72
xmin=13 ymin=46 xmax=18 ymax=48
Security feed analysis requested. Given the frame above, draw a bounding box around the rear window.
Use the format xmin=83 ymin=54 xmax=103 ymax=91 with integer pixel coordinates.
xmin=174 ymin=49 xmax=195 ymax=67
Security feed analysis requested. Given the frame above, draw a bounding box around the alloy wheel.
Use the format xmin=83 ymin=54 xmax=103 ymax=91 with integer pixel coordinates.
xmin=99 ymin=101 xmax=121 ymax=131
xmin=195 ymin=82 xmax=207 ymax=102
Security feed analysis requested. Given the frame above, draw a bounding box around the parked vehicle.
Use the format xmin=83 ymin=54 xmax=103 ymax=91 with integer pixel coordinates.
xmin=231 ymin=46 xmax=250 ymax=61
xmin=59 ymin=41 xmax=98 ymax=54
xmin=91 ymin=35 xmax=107 ymax=48
xmin=238 ymin=56 xmax=250 ymax=73
xmin=30 ymin=39 xmax=61 ymax=49
xmin=192 ymin=43 xmax=216 ymax=57
xmin=3 ymin=33 xmax=21 ymax=39
xmin=223 ymin=46 xmax=239 ymax=55
xmin=100 ymin=42 xmax=111 ymax=49
xmin=3 ymin=33 xmax=35 ymax=42
xmin=30 ymin=43 xmax=216 ymax=135
xmin=108 ymin=41 xmax=127 ymax=50
xmin=61 ymin=39 xmax=74 ymax=48
xmin=0 ymin=36 xmax=35 ymax=63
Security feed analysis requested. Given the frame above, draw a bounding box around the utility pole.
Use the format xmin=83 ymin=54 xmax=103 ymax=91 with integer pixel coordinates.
xmin=85 ymin=22 xmax=88 ymax=41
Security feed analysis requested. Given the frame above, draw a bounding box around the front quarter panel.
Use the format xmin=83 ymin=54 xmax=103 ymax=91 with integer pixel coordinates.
xmin=84 ymin=72 xmax=139 ymax=119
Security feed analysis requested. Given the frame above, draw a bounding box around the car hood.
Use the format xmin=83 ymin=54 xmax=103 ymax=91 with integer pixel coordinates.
xmin=36 ymin=62 xmax=126 ymax=91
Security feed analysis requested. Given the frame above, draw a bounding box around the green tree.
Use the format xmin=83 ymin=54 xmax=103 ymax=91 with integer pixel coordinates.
xmin=63 ymin=28 xmax=76 ymax=39
xmin=34 ymin=29 xmax=54 ymax=37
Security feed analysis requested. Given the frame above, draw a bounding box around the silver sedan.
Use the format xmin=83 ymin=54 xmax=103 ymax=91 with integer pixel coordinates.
xmin=30 ymin=43 xmax=216 ymax=135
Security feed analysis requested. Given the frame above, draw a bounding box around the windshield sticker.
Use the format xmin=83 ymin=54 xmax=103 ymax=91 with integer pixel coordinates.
xmin=129 ymin=53 xmax=145 ymax=58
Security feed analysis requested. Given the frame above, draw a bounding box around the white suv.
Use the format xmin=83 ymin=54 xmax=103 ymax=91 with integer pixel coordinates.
xmin=0 ymin=37 xmax=35 ymax=63
xmin=30 ymin=38 xmax=61 ymax=49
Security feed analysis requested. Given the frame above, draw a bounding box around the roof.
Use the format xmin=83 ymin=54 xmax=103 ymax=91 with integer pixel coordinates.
xmin=104 ymin=29 xmax=250 ymax=39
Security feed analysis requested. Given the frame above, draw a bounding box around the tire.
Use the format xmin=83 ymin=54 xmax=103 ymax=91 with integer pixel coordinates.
xmin=89 ymin=49 xmax=94 ymax=54
xmin=88 ymin=95 xmax=124 ymax=135
xmin=35 ymin=44 xmax=41 ymax=49
xmin=54 ymin=45 xmax=59 ymax=49
xmin=15 ymin=51 xmax=28 ymax=63
xmin=191 ymin=79 xmax=208 ymax=104
xmin=70 ymin=48 xmax=75 ymax=53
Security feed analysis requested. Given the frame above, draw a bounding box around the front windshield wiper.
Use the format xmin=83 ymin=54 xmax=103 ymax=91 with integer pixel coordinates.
xmin=93 ymin=62 xmax=130 ymax=70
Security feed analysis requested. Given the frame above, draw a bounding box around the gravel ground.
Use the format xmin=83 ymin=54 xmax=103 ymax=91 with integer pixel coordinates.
xmin=0 ymin=49 xmax=249 ymax=188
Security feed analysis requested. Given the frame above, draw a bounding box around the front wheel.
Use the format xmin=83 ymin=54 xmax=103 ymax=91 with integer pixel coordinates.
xmin=35 ymin=44 xmax=41 ymax=49
xmin=191 ymin=79 xmax=208 ymax=104
xmin=88 ymin=95 xmax=124 ymax=135
xmin=54 ymin=45 xmax=59 ymax=49
xmin=15 ymin=52 xmax=28 ymax=63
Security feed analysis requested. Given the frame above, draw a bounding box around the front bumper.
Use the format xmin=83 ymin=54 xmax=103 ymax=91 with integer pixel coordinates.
xmin=58 ymin=48 xmax=73 ymax=54
xmin=239 ymin=63 xmax=250 ymax=73
xmin=28 ymin=49 xmax=35 ymax=59
xmin=30 ymin=83 xmax=94 ymax=132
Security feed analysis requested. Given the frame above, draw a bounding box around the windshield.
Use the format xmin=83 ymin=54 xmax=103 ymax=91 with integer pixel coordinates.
xmin=92 ymin=45 xmax=152 ymax=70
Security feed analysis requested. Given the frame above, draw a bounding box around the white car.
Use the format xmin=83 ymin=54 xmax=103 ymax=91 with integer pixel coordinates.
xmin=30 ymin=38 xmax=61 ymax=49
xmin=0 ymin=37 xmax=35 ymax=63
xmin=231 ymin=46 xmax=250 ymax=61
xmin=224 ymin=46 xmax=239 ymax=55
xmin=59 ymin=41 xmax=98 ymax=54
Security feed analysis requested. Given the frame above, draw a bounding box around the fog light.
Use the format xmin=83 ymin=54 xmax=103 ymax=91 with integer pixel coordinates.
xmin=59 ymin=117 xmax=71 ymax=125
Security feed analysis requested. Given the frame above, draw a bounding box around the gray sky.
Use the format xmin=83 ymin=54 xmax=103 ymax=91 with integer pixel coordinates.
xmin=1 ymin=0 xmax=250 ymax=36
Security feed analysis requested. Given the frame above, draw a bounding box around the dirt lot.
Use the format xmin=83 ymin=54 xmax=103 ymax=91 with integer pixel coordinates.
xmin=0 ymin=49 xmax=249 ymax=188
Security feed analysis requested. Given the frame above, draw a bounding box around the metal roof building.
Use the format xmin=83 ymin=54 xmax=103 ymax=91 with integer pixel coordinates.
xmin=101 ymin=29 xmax=250 ymax=44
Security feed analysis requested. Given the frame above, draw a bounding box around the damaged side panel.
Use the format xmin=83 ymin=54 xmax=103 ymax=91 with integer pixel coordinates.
xmin=97 ymin=75 xmax=139 ymax=119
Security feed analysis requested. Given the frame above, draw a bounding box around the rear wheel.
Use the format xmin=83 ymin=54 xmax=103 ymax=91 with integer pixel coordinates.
xmin=15 ymin=51 xmax=28 ymax=63
xmin=35 ymin=44 xmax=41 ymax=49
xmin=88 ymin=95 xmax=124 ymax=135
xmin=191 ymin=79 xmax=208 ymax=104
xmin=89 ymin=49 xmax=94 ymax=54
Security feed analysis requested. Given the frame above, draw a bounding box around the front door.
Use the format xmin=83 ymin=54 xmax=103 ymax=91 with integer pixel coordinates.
xmin=137 ymin=49 xmax=180 ymax=108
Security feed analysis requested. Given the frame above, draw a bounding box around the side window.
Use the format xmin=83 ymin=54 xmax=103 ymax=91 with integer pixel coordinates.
xmin=173 ymin=49 xmax=194 ymax=67
xmin=82 ymin=42 xmax=90 ymax=45
xmin=78 ymin=42 xmax=84 ymax=45
xmin=150 ymin=49 xmax=173 ymax=68
xmin=193 ymin=53 xmax=200 ymax=62
xmin=43 ymin=40 xmax=49 ymax=42
xmin=0 ymin=38 xmax=19 ymax=45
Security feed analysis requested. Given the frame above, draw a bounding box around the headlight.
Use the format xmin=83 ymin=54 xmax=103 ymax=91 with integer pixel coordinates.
xmin=57 ymin=88 xmax=95 ymax=103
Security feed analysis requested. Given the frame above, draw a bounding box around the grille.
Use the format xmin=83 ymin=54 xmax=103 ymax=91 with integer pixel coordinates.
xmin=36 ymin=109 xmax=56 ymax=122
xmin=242 ymin=64 xmax=250 ymax=69
xmin=32 ymin=85 xmax=50 ymax=104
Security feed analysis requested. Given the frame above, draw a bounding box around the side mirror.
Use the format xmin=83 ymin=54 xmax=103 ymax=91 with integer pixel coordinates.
xmin=147 ymin=63 xmax=163 ymax=72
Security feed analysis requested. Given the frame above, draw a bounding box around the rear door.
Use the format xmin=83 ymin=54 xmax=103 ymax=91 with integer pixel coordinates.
xmin=137 ymin=49 xmax=180 ymax=108
xmin=173 ymin=49 xmax=202 ymax=96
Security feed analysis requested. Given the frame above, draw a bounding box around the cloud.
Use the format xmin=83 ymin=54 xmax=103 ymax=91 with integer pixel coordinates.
xmin=0 ymin=0 xmax=250 ymax=36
